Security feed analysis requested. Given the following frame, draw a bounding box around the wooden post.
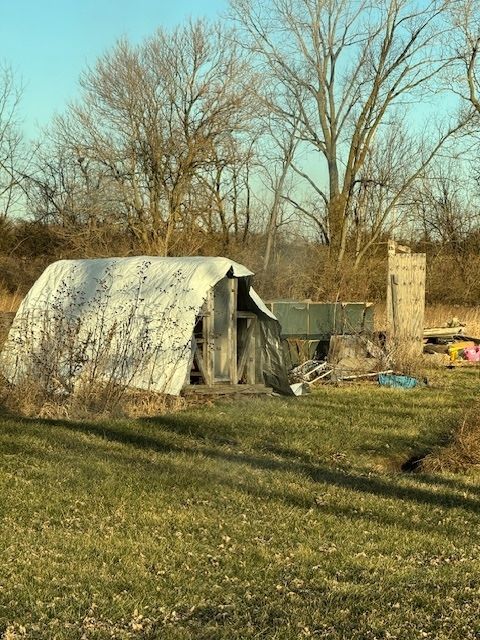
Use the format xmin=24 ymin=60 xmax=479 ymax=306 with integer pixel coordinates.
xmin=228 ymin=278 xmax=237 ymax=384
xmin=386 ymin=242 xmax=426 ymax=357
xmin=203 ymin=289 xmax=214 ymax=385
xmin=254 ymin=320 xmax=263 ymax=384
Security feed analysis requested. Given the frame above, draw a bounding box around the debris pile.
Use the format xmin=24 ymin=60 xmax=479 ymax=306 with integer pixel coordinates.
xmin=287 ymin=317 xmax=478 ymax=395
xmin=423 ymin=318 xmax=480 ymax=366
xmin=288 ymin=334 xmax=393 ymax=393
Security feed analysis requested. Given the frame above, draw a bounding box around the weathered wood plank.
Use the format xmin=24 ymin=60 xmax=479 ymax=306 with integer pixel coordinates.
xmin=228 ymin=278 xmax=237 ymax=384
xmin=193 ymin=341 xmax=208 ymax=383
xmin=184 ymin=383 xmax=272 ymax=396
xmin=203 ymin=290 xmax=214 ymax=385
xmin=423 ymin=326 xmax=464 ymax=338
xmin=386 ymin=246 xmax=426 ymax=357
xmin=246 ymin=326 xmax=256 ymax=385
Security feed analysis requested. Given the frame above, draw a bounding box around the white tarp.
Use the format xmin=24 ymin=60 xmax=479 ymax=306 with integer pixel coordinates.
xmin=1 ymin=256 xmax=280 ymax=396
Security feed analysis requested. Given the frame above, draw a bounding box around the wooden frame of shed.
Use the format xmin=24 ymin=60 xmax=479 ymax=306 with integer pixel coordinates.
xmin=188 ymin=277 xmax=268 ymax=394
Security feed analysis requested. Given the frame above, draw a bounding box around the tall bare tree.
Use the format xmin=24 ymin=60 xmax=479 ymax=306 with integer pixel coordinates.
xmin=0 ymin=65 xmax=27 ymax=219
xmin=51 ymin=21 xmax=253 ymax=255
xmin=230 ymin=0 xmax=464 ymax=266
xmin=450 ymin=0 xmax=480 ymax=114
xmin=411 ymin=160 xmax=479 ymax=245
xmin=195 ymin=132 xmax=258 ymax=250
xmin=26 ymin=138 xmax=125 ymax=255
xmin=260 ymin=114 xmax=300 ymax=273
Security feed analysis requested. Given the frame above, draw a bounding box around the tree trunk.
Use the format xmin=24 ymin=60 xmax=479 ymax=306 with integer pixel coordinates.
xmin=327 ymin=192 xmax=347 ymax=263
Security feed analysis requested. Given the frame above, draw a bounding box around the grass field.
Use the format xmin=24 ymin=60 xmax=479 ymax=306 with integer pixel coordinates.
xmin=1 ymin=369 xmax=480 ymax=639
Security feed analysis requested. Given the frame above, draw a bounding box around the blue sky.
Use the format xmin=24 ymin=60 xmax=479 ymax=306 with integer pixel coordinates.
xmin=0 ymin=0 xmax=228 ymax=138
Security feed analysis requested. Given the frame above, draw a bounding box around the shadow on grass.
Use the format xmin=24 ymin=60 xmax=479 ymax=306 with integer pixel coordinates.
xmin=7 ymin=411 xmax=480 ymax=520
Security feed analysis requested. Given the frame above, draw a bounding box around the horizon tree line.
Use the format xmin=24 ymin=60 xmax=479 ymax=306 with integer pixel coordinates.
xmin=0 ymin=0 xmax=479 ymax=288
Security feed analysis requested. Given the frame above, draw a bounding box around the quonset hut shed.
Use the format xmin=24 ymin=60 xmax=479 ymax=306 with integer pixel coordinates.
xmin=1 ymin=257 xmax=290 ymax=396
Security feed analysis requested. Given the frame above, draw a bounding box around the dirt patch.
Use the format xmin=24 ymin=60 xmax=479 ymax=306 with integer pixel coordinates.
xmin=401 ymin=452 xmax=430 ymax=472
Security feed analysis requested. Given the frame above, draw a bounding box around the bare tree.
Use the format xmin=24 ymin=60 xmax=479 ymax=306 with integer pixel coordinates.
xmin=195 ymin=132 xmax=259 ymax=250
xmin=51 ymin=21 xmax=253 ymax=255
xmin=230 ymin=0 xmax=464 ymax=267
xmin=260 ymin=115 xmax=300 ymax=273
xmin=26 ymin=139 xmax=125 ymax=255
xmin=0 ymin=65 xmax=27 ymax=219
xmin=409 ymin=159 xmax=480 ymax=292
xmin=349 ymin=117 xmax=423 ymax=266
xmin=450 ymin=0 xmax=480 ymax=114
xmin=411 ymin=159 xmax=480 ymax=240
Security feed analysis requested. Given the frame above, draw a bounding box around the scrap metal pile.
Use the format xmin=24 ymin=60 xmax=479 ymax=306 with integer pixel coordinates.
xmin=288 ymin=333 xmax=394 ymax=393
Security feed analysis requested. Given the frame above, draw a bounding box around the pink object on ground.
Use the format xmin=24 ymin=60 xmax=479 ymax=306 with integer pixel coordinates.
xmin=463 ymin=346 xmax=480 ymax=362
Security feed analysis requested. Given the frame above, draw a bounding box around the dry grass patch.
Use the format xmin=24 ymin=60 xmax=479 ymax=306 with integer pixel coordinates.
xmin=375 ymin=303 xmax=480 ymax=336
xmin=0 ymin=288 xmax=22 ymax=313
xmin=422 ymin=407 xmax=480 ymax=473
xmin=424 ymin=305 xmax=480 ymax=337
xmin=0 ymin=376 xmax=187 ymax=421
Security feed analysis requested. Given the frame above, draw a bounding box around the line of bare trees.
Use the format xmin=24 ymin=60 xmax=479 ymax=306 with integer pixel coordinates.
xmin=1 ymin=0 xmax=480 ymax=298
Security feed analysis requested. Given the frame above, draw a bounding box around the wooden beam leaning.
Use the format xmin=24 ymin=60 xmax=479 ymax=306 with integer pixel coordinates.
xmin=237 ymin=316 xmax=257 ymax=382
xmin=193 ymin=341 xmax=208 ymax=383
xmin=390 ymin=273 xmax=399 ymax=337
xmin=246 ymin=320 xmax=257 ymax=384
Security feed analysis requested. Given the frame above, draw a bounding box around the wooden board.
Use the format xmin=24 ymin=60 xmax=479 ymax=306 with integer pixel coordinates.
xmin=228 ymin=278 xmax=237 ymax=384
xmin=203 ymin=290 xmax=214 ymax=385
xmin=386 ymin=250 xmax=426 ymax=357
xmin=423 ymin=326 xmax=464 ymax=339
xmin=212 ymin=277 xmax=238 ymax=383
xmin=184 ymin=384 xmax=272 ymax=396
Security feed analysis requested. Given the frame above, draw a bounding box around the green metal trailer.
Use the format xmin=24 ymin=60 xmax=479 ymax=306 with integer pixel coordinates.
xmin=265 ymin=301 xmax=375 ymax=365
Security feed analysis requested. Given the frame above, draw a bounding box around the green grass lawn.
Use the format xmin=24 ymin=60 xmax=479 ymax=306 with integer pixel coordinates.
xmin=1 ymin=370 xmax=480 ymax=639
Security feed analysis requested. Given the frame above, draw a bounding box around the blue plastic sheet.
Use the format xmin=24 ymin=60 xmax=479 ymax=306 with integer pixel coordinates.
xmin=378 ymin=373 xmax=418 ymax=389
